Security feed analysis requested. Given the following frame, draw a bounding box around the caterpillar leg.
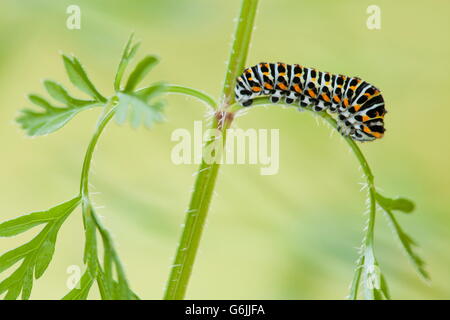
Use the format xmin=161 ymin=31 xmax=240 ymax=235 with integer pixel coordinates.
xmin=312 ymin=103 xmax=326 ymax=112
xmin=350 ymin=129 xmax=376 ymax=142
xmin=313 ymin=101 xmax=327 ymax=112
xmin=270 ymin=90 xmax=284 ymax=103
xmin=299 ymin=95 xmax=314 ymax=107
xmin=242 ymin=99 xmax=253 ymax=107
xmin=284 ymin=91 xmax=298 ymax=104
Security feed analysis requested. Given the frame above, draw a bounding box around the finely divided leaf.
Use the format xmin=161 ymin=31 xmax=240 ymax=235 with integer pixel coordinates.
xmin=0 ymin=197 xmax=81 ymax=299
xmin=62 ymin=269 xmax=96 ymax=300
xmin=82 ymin=204 xmax=98 ymax=277
xmin=34 ymin=225 xmax=60 ymax=279
xmin=380 ymin=208 xmax=430 ymax=281
xmin=43 ymin=80 xmax=97 ymax=107
xmin=114 ymin=33 xmax=141 ymax=91
xmin=379 ymin=273 xmax=391 ymax=299
xmin=17 ymin=94 xmax=100 ymax=136
xmin=376 ymin=192 xmax=428 ymax=280
xmin=124 ymin=55 xmax=159 ymax=92
xmin=17 ymin=53 xmax=107 ymax=136
xmin=62 ymin=54 xmax=106 ymax=103
xmin=376 ymin=192 xmax=415 ymax=214
xmin=0 ymin=196 xmax=81 ymax=237
xmin=115 ymin=88 xmax=165 ymax=128
xmin=0 ymin=241 xmax=37 ymax=274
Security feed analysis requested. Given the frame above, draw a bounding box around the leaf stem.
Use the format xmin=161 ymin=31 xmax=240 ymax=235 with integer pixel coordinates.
xmin=79 ymin=98 xmax=117 ymax=198
xmin=77 ymin=97 xmax=133 ymax=299
xmin=163 ymin=0 xmax=259 ymax=300
xmin=164 ymin=85 xmax=217 ymax=110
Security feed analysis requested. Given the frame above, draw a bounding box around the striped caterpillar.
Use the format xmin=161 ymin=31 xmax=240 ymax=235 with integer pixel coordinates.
xmin=234 ymin=62 xmax=386 ymax=142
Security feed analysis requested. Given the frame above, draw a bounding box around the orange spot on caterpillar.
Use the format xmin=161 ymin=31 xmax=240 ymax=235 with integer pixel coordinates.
xmin=252 ymin=86 xmax=262 ymax=92
xmin=293 ymin=84 xmax=302 ymax=93
xmin=343 ymin=98 xmax=349 ymax=107
xmin=264 ymin=83 xmax=273 ymax=90
xmin=372 ymin=132 xmax=384 ymax=139
xmin=278 ymin=83 xmax=288 ymax=90
xmin=333 ymin=95 xmax=341 ymax=103
xmin=354 ymin=105 xmax=361 ymax=111
xmin=322 ymin=93 xmax=331 ymax=102
xmin=308 ymin=89 xmax=316 ymax=98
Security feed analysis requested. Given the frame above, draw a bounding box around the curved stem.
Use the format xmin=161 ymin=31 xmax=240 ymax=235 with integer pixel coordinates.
xmin=80 ymin=99 xmax=117 ymax=198
xmin=231 ymin=97 xmax=379 ymax=299
xmin=164 ymin=85 xmax=217 ymax=110
xmin=164 ymin=0 xmax=259 ymax=300
xmin=78 ymin=97 xmax=134 ymax=299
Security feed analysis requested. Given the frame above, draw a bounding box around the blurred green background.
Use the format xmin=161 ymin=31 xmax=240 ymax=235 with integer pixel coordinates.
xmin=0 ymin=0 xmax=449 ymax=299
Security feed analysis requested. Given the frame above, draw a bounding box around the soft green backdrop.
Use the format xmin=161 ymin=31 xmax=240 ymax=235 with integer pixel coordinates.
xmin=0 ymin=0 xmax=449 ymax=299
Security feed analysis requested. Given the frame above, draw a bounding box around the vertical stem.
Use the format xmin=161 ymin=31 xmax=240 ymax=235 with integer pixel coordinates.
xmin=221 ymin=0 xmax=259 ymax=107
xmin=164 ymin=0 xmax=259 ymax=300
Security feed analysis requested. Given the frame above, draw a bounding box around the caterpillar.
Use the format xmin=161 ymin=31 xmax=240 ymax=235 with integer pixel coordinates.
xmin=234 ymin=62 xmax=386 ymax=142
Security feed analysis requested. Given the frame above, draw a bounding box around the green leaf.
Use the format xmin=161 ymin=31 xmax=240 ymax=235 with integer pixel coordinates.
xmin=124 ymin=55 xmax=159 ymax=92
xmin=4 ymin=284 xmax=22 ymax=300
xmin=96 ymin=266 xmax=113 ymax=300
xmin=115 ymin=89 xmax=165 ymax=128
xmin=28 ymin=94 xmax=54 ymax=110
xmin=379 ymin=273 xmax=391 ymax=300
xmin=0 ymin=197 xmax=81 ymax=237
xmin=0 ymin=197 xmax=80 ymax=299
xmin=115 ymin=274 xmax=131 ymax=300
xmin=0 ymin=256 xmax=34 ymax=299
xmin=82 ymin=204 xmax=98 ymax=277
xmin=348 ymin=255 xmax=364 ymax=300
xmin=114 ymin=34 xmax=141 ymax=91
xmin=102 ymin=244 xmax=114 ymax=299
xmin=376 ymin=192 xmax=415 ymax=213
xmin=370 ymin=272 xmax=390 ymax=300
xmin=135 ymin=82 xmax=167 ymax=100
xmin=0 ymin=240 xmax=39 ymax=274
xmin=62 ymin=54 xmax=106 ymax=103
xmin=21 ymin=266 xmax=34 ymax=300
xmin=62 ymin=269 xmax=96 ymax=300
xmin=379 ymin=207 xmax=430 ymax=281
xmin=17 ymin=95 xmax=100 ymax=136
xmin=43 ymin=80 xmax=97 ymax=107
xmin=34 ymin=229 xmax=57 ymax=279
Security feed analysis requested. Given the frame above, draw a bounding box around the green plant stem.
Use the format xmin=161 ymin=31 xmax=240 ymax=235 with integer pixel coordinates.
xmin=77 ymin=98 xmax=132 ymax=297
xmin=164 ymin=0 xmax=259 ymax=300
xmin=165 ymin=85 xmax=217 ymax=110
xmin=221 ymin=0 xmax=259 ymax=107
xmin=80 ymin=98 xmax=117 ymax=198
